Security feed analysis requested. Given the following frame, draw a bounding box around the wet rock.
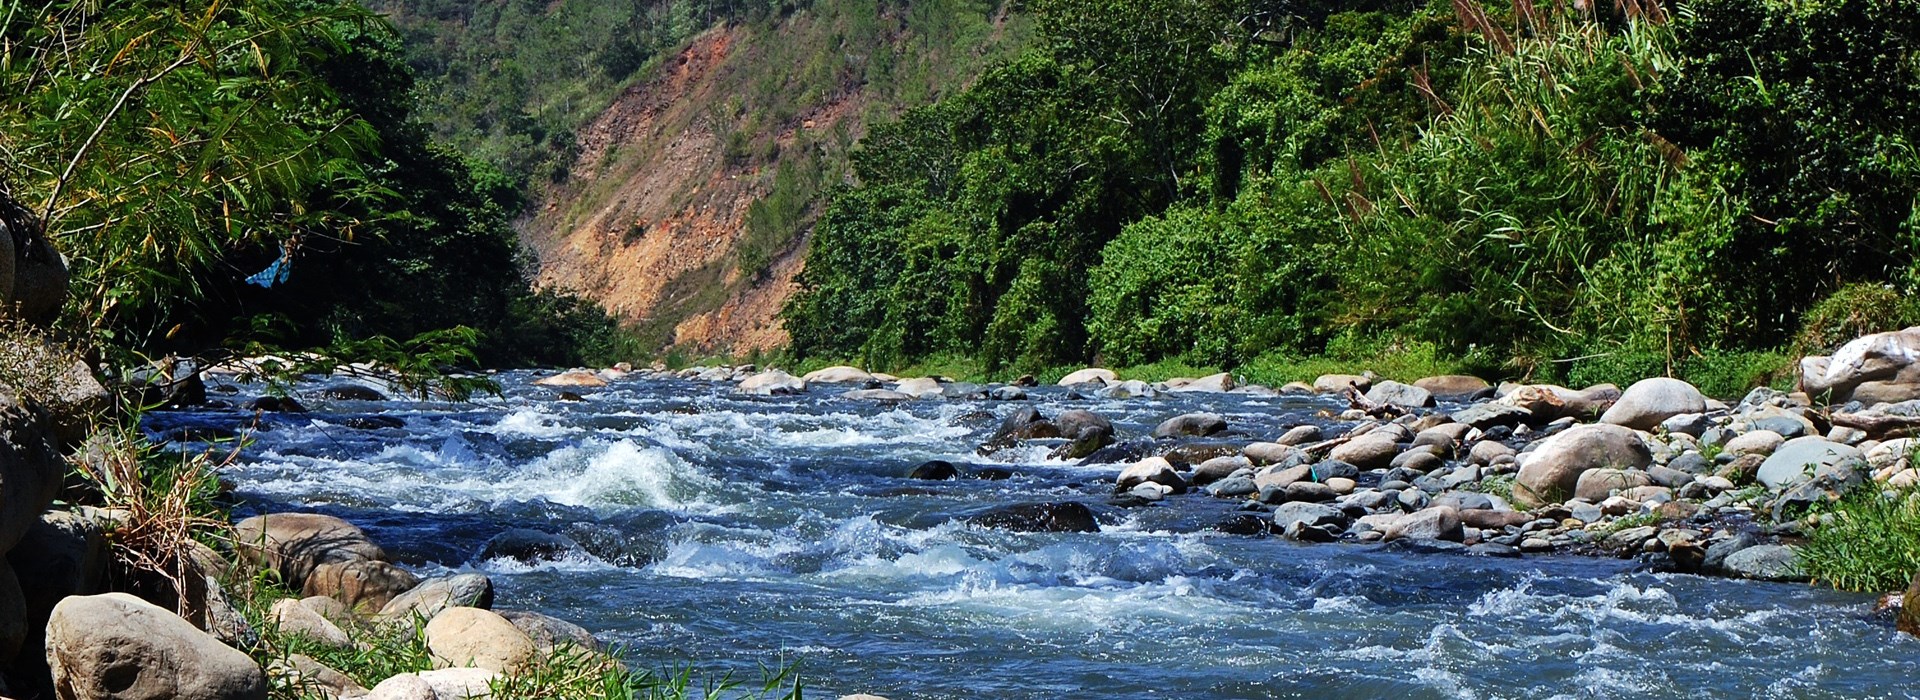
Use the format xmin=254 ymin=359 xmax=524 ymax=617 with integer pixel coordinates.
xmin=319 ymin=383 xmax=388 ymax=401
xmin=1600 ymin=378 xmax=1707 ymax=431
xmin=1191 ymin=456 xmax=1251 ymax=486
xmin=380 ymin=573 xmax=494 ymax=622
xmin=1366 ymin=381 xmax=1435 ymax=409
xmin=1058 ymin=368 xmax=1117 ymax=386
xmin=842 ymin=389 xmax=913 ymax=402
xmin=1099 ymin=380 xmax=1157 ymax=399
xmin=1211 ymin=514 xmax=1276 ymax=536
xmin=1116 ymin=457 xmax=1187 ymax=494
xmin=1757 ymin=437 xmax=1864 ymax=490
xmin=426 ymin=607 xmax=537 ymax=673
xmin=970 ymin=502 xmax=1100 ymax=533
xmin=802 ymin=366 xmax=875 ymax=384
xmin=48 ymin=593 xmax=267 ymax=700
xmin=341 ymin=415 xmax=405 ymax=430
xmin=1152 ymin=413 xmax=1227 ymax=439
xmin=1077 ymin=438 xmax=1158 ymax=466
xmin=479 ymin=529 xmax=585 ymax=565
xmin=973 ymin=468 xmax=1014 ymax=481
xmin=1703 ymin=531 xmax=1760 ymax=573
xmin=1055 ymin=410 xmax=1113 ymax=442
xmin=907 ymin=460 xmax=959 ymax=480
xmin=736 ymin=370 xmax=807 ymax=396
xmin=988 ymin=386 xmax=1028 ymax=401
xmin=1721 ymin=544 xmax=1804 ymax=582
xmin=1513 ymin=424 xmax=1651 ymax=508
xmin=1206 ymin=477 xmax=1257 ymax=498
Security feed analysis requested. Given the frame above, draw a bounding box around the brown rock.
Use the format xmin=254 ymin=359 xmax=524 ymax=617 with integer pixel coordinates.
xmin=233 ymin=513 xmax=387 ymax=589
xmin=305 ymin=559 xmax=420 ymax=614
xmin=424 ymin=607 xmax=537 ymax=673
xmin=47 ymin=593 xmax=267 ymax=700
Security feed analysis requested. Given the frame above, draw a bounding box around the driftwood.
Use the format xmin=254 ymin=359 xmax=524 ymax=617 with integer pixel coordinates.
xmin=1342 ymin=384 xmax=1406 ymax=419
xmin=1300 ymin=434 xmax=1356 ymax=459
xmin=1830 ymin=412 xmax=1920 ymax=440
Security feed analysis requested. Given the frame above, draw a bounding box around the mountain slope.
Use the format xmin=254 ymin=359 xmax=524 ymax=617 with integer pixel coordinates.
xmin=377 ymin=0 xmax=1030 ymax=355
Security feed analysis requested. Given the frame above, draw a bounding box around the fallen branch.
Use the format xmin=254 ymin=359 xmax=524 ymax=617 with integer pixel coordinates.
xmin=1830 ymin=412 xmax=1920 ymax=440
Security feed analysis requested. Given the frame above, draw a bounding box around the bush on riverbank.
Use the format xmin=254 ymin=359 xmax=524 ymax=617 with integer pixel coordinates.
xmin=1800 ymin=485 xmax=1920 ymax=593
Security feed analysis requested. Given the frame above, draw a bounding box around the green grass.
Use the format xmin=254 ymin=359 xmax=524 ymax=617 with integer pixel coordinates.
xmin=1799 ymin=487 xmax=1920 ymax=592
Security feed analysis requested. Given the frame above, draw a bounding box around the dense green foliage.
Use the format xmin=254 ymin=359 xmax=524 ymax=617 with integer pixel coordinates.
xmin=787 ymin=0 xmax=1920 ymax=383
xmin=1 ymin=0 xmax=633 ymax=366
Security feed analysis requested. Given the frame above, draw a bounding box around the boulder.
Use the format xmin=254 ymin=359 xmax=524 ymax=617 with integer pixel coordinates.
xmin=801 ymin=366 xmax=875 ymax=384
xmin=478 ymin=529 xmax=584 ymax=565
xmin=1600 ymin=378 xmax=1707 ymax=430
xmin=735 ymin=370 xmax=807 ymax=396
xmin=379 ymin=574 xmax=494 ymax=623
xmin=1573 ymin=468 xmax=1655 ymax=502
xmin=841 ymin=389 xmax=913 ymax=402
xmin=1242 ymin=442 xmax=1303 ymax=466
xmin=1276 ymin=425 xmax=1322 ymax=446
xmin=304 ymin=559 xmax=420 ymax=614
xmin=1054 ymin=410 xmax=1114 ymax=442
xmin=270 ymin=598 xmax=355 ymax=650
xmin=47 ymin=593 xmax=267 ymax=700
xmin=1057 ymin=368 xmax=1117 ymax=386
xmin=1099 ymin=379 xmax=1157 ymax=399
xmin=498 ymin=610 xmax=596 ymax=651
xmin=1467 ymin=440 xmax=1516 ymax=466
xmin=907 ymin=460 xmax=959 ymax=480
xmin=1116 ymin=457 xmax=1186 ymax=494
xmin=1365 ymin=381 xmax=1435 ymax=409
xmin=1152 ymin=413 xmax=1227 ymax=439
xmin=1757 ymin=437 xmax=1865 ymax=490
xmin=1271 ymin=502 xmax=1349 ymax=532
xmin=233 ymin=513 xmax=387 ymax=589
xmin=531 ymin=370 xmax=606 ymax=389
xmin=1450 ymin=403 xmax=1531 ymax=430
xmin=1313 ymin=374 xmax=1371 ymax=394
xmin=1190 ymin=456 xmax=1251 ymax=486
xmin=1720 ymin=544 xmax=1804 ymax=582
xmin=1328 ymin=433 xmax=1399 ymax=470
xmin=969 ymin=503 xmax=1099 ymax=533
xmin=1414 ymin=375 xmax=1492 ymax=399
xmin=1384 ymin=507 xmax=1465 ymax=542
xmin=1171 ymin=372 xmax=1234 ymax=393
xmin=1801 ymin=327 xmax=1920 ymax=401
xmin=894 ymin=377 xmax=944 ymax=399
xmin=318 ymin=383 xmax=388 ymax=402
xmin=1512 ymin=424 xmax=1651 ymax=508
xmin=425 ymin=607 xmax=537 ymax=673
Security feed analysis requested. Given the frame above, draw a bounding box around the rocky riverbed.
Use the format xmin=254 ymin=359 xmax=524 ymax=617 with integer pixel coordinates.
xmin=127 ymin=329 xmax=1920 ymax=698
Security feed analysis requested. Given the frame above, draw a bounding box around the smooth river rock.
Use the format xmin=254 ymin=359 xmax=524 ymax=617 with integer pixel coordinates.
xmin=1757 ymin=437 xmax=1865 ymax=490
xmin=48 ymin=593 xmax=266 ymax=700
xmin=1513 ymin=424 xmax=1651 ymax=508
xmin=1600 ymin=378 xmax=1707 ymax=431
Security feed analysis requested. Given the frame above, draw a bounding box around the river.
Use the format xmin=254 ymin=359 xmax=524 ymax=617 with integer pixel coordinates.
xmin=144 ymin=371 xmax=1920 ymax=699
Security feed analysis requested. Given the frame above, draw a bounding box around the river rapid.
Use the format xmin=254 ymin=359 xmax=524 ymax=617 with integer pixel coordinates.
xmin=144 ymin=372 xmax=1920 ymax=699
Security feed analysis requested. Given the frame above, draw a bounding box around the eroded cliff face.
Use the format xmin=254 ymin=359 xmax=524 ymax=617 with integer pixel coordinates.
xmin=522 ymin=28 xmax=795 ymax=355
xmin=517 ymin=3 xmax=1026 ymax=356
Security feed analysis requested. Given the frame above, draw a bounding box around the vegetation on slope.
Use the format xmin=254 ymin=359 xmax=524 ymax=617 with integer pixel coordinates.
xmin=786 ymin=0 xmax=1920 ymax=387
xmin=0 ymin=0 xmax=632 ymax=367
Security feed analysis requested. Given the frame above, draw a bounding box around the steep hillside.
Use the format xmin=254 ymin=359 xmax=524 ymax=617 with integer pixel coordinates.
xmin=373 ymin=0 xmax=1029 ymax=355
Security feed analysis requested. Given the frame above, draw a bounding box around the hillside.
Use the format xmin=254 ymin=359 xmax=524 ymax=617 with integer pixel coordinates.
xmin=372 ymin=0 xmax=1030 ymax=355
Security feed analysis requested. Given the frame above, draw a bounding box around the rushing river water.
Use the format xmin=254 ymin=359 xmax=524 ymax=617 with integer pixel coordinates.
xmin=145 ymin=372 xmax=1920 ymax=699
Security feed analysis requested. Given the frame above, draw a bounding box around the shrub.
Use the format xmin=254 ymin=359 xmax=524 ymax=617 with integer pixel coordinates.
xmin=1799 ymin=486 xmax=1920 ymax=593
xmin=1794 ymin=283 xmax=1920 ymax=355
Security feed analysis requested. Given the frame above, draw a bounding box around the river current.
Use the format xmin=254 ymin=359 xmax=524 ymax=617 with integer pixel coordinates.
xmin=145 ymin=372 xmax=1920 ymax=699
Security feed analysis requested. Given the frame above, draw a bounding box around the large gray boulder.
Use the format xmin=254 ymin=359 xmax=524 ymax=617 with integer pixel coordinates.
xmin=1721 ymin=544 xmax=1804 ymax=582
xmin=1328 ymin=433 xmax=1399 ymax=470
xmin=47 ymin=593 xmax=267 ymax=700
xmin=800 ymin=366 xmax=874 ymax=384
xmin=1757 ymin=437 xmax=1866 ymax=490
xmin=1513 ymin=424 xmax=1651 ymax=508
xmin=379 ymin=573 xmax=494 ymax=623
xmin=1365 ymin=381 xmax=1435 ymax=409
xmin=1600 ymin=378 xmax=1707 ymax=430
xmin=1384 ymin=507 xmax=1465 ymax=542
xmin=1152 ymin=413 xmax=1226 ymax=439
